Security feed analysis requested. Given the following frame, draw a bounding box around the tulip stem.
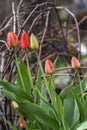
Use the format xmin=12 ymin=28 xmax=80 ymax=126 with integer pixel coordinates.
xmin=25 ymin=52 xmax=34 ymax=89
xmin=35 ymin=51 xmax=49 ymax=94
xmin=78 ymin=71 xmax=84 ymax=103
xmin=14 ymin=52 xmax=25 ymax=91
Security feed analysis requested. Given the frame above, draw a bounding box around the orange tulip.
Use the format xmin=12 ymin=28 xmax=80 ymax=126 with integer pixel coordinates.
xmin=7 ymin=32 xmax=18 ymax=48
xmin=20 ymin=32 xmax=30 ymax=49
xmin=18 ymin=117 xmax=25 ymax=129
xmin=71 ymin=56 xmax=80 ymax=69
xmin=45 ymin=59 xmax=55 ymax=74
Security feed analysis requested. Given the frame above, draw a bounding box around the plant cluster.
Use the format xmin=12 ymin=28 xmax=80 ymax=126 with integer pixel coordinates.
xmin=0 ymin=31 xmax=87 ymax=130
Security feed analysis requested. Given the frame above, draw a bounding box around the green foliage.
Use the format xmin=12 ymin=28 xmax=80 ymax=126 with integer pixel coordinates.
xmin=0 ymin=54 xmax=87 ymax=129
xmin=6 ymin=120 xmax=17 ymax=130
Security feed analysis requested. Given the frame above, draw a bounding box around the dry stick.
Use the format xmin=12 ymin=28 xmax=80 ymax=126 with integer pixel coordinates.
xmin=65 ymin=14 xmax=71 ymax=41
xmin=18 ymin=2 xmax=51 ymax=36
xmin=0 ymin=17 xmax=13 ymax=33
xmin=28 ymin=12 xmax=42 ymax=34
xmin=12 ymin=2 xmax=16 ymax=33
xmin=17 ymin=0 xmax=23 ymax=33
xmin=78 ymin=15 xmax=87 ymax=25
xmin=0 ymin=40 xmax=10 ymax=50
xmin=32 ymin=72 xmax=86 ymax=80
xmin=1 ymin=1 xmax=23 ymax=79
xmin=18 ymin=4 xmax=38 ymax=36
xmin=55 ymin=66 xmax=87 ymax=72
xmin=52 ymin=4 xmax=66 ymax=42
xmin=0 ymin=17 xmax=8 ymax=29
xmin=39 ymin=11 xmax=50 ymax=59
xmin=52 ymin=73 xmax=87 ymax=78
xmin=56 ymin=7 xmax=81 ymax=60
xmin=0 ymin=19 xmax=12 ymax=80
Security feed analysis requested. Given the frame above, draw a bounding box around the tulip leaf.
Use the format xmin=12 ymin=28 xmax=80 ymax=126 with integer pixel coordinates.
xmin=60 ymin=82 xmax=73 ymax=101
xmin=0 ymin=79 xmax=32 ymax=102
xmin=6 ymin=120 xmax=17 ymax=130
xmin=18 ymin=100 xmax=59 ymax=129
xmin=16 ymin=60 xmax=32 ymax=95
xmin=64 ymin=94 xmax=80 ymax=128
xmin=71 ymin=87 xmax=85 ymax=122
xmin=74 ymin=121 xmax=87 ymax=130
xmin=1 ymin=89 xmax=16 ymax=100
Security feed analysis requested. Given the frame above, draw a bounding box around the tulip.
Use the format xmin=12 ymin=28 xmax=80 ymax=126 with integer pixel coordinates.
xmin=45 ymin=59 xmax=55 ymax=74
xmin=71 ymin=56 xmax=80 ymax=69
xmin=30 ymin=33 xmax=39 ymax=49
xmin=12 ymin=101 xmax=19 ymax=109
xmin=7 ymin=32 xmax=18 ymax=48
xmin=20 ymin=32 xmax=30 ymax=49
xmin=18 ymin=117 xmax=25 ymax=129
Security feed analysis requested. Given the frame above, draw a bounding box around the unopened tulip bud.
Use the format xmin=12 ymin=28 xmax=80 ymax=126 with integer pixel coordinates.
xmin=20 ymin=32 xmax=30 ymax=49
xmin=7 ymin=32 xmax=18 ymax=48
xmin=30 ymin=33 xmax=39 ymax=49
xmin=45 ymin=59 xmax=55 ymax=74
xmin=71 ymin=56 xmax=80 ymax=69
xmin=12 ymin=101 xmax=19 ymax=109
xmin=18 ymin=117 xmax=25 ymax=129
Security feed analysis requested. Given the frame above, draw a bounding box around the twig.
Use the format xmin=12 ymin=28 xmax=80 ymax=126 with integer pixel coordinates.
xmin=56 ymin=7 xmax=81 ymax=60
xmin=17 ymin=0 xmax=23 ymax=33
xmin=0 ymin=17 xmax=8 ymax=29
xmin=0 ymin=40 xmax=10 ymax=51
xmin=28 ymin=12 xmax=42 ymax=34
xmin=0 ymin=17 xmax=13 ymax=33
xmin=12 ymin=2 xmax=16 ymax=33
xmin=39 ymin=11 xmax=50 ymax=59
xmin=18 ymin=2 xmax=52 ymax=36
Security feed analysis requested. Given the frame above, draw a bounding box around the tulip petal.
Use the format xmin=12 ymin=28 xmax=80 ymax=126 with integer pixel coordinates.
xmin=45 ymin=59 xmax=55 ymax=74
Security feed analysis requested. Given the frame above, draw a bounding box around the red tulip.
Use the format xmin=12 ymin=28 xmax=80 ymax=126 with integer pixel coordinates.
xmin=18 ymin=117 xmax=25 ymax=129
xmin=71 ymin=56 xmax=80 ymax=69
xmin=7 ymin=32 xmax=18 ymax=48
xmin=20 ymin=32 xmax=30 ymax=49
xmin=45 ymin=59 xmax=55 ymax=74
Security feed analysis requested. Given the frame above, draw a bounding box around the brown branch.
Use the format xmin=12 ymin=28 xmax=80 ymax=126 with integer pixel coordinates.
xmin=17 ymin=0 xmax=23 ymax=33
xmin=28 ymin=12 xmax=42 ymax=34
xmin=56 ymin=6 xmax=81 ymax=60
xmin=39 ymin=10 xmax=50 ymax=59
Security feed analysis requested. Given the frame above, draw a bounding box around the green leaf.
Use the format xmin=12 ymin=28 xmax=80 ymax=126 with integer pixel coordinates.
xmin=18 ymin=100 xmax=59 ymax=129
xmin=53 ymin=93 xmax=64 ymax=120
xmin=60 ymin=82 xmax=73 ymax=101
xmin=74 ymin=121 xmax=87 ymax=130
xmin=1 ymin=89 xmax=16 ymax=100
xmin=37 ymin=88 xmax=57 ymax=119
xmin=16 ymin=61 xmax=32 ymax=94
xmin=71 ymin=87 xmax=85 ymax=122
xmin=6 ymin=120 xmax=17 ymax=130
xmin=0 ymin=79 xmax=32 ymax=102
xmin=34 ymin=67 xmax=42 ymax=103
xmin=36 ymin=67 xmax=42 ymax=89
xmin=75 ymin=79 xmax=87 ymax=94
xmin=54 ymin=56 xmax=59 ymax=67
xmin=64 ymin=95 xmax=79 ymax=128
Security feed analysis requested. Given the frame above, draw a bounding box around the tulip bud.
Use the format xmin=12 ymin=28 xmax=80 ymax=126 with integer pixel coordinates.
xmin=20 ymin=32 xmax=30 ymax=49
xmin=12 ymin=101 xmax=19 ymax=109
xmin=71 ymin=56 xmax=80 ymax=69
xmin=30 ymin=33 xmax=39 ymax=49
xmin=7 ymin=32 xmax=18 ymax=48
xmin=45 ymin=59 xmax=55 ymax=74
xmin=18 ymin=117 xmax=25 ymax=129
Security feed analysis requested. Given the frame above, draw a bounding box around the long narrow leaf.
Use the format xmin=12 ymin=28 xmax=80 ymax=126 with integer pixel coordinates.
xmin=18 ymin=100 xmax=59 ymax=129
xmin=0 ymin=79 xmax=32 ymax=102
